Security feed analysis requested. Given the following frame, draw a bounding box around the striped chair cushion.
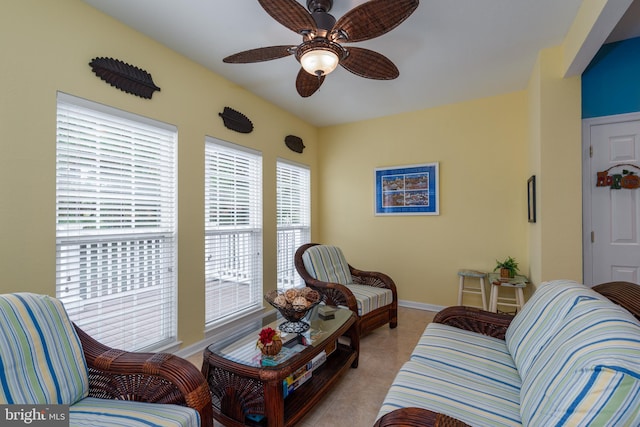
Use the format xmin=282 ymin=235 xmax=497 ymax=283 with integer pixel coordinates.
xmin=302 ymin=245 xmax=392 ymax=316
xmin=376 ymin=360 xmax=522 ymax=427
xmin=519 ymin=291 xmax=640 ymax=426
xmin=0 ymin=293 xmax=89 ymax=405
xmin=410 ymin=323 xmax=521 ymax=393
xmin=70 ymin=397 xmax=200 ymax=427
xmin=302 ymin=245 xmax=352 ymax=285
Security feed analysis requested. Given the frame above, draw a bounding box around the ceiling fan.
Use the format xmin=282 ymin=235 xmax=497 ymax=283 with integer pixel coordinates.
xmin=223 ymin=0 xmax=419 ymax=97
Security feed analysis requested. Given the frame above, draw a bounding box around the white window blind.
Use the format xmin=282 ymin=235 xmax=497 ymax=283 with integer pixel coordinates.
xmin=205 ymin=138 xmax=262 ymax=326
xmin=277 ymin=160 xmax=310 ymax=290
xmin=56 ymin=92 xmax=177 ymax=352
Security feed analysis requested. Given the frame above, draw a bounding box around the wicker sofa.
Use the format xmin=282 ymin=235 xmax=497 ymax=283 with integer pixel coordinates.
xmin=374 ymin=280 xmax=640 ymax=427
xmin=0 ymin=293 xmax=212 ymax=427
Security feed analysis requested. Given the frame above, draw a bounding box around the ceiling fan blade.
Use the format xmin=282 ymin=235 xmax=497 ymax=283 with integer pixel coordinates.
xmin=296 ymin=68 xmax=325 ymax=97
xmin=333 ymin=0 xmax=419 ymax=43
xmin=223 ymin=46 xmax=295 ymax=63
xmin=258 ymin=0 xmax=317 ymax=35
xmin=340 ymin=47 xmax=399 ymax=80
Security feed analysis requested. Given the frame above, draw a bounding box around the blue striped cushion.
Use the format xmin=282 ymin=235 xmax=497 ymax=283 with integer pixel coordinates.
xmin=302 ymin=245 xmax=352 ymax=285
xmin=519 ymin=292 xmax=640 ymax=426
xmin=505 ymin=280 xmax=590 ymax=379
xmin=376 ymin=360 xmax=522 ymax=427
xmin=302 ymin=246 xmax=391 ymax=316
xmin=70 ymin=397 xmax=200 ymax=427
xmin=345 ymin=284 xmax=393 ymax=316
xmin=0 ymin=293 xmax=89 ymax=405
xmin=410 ymin=323 xmax=521 ymax=393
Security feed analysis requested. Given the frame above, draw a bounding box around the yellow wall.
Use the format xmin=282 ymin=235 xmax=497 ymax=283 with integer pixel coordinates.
xmin=317 ymin=92 xmax=529 ymax=306
xmin=528 ymin=47 xmax=583 ymax=285
xmin=0 ymin=0 xmax=318 ymax=347
xmin=0 ymin=0 xmax=592 ymax=348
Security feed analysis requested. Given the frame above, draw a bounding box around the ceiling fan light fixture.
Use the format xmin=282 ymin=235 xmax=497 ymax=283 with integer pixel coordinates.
xmin=300 ymin=48 xmax=339 ymax=76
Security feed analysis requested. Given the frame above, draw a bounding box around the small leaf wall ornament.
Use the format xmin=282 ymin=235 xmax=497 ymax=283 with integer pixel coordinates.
xmin=218 ymin=107 xmax=254 ymax=133
xmin=89 ymin=57 xmax=161 ymax=99
xmin=285 ymin=135 xmax=305 ymax=153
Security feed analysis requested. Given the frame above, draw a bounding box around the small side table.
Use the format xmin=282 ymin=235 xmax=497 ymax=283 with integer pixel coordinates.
xmin=488 ymin=273 xmax=529 ymax=313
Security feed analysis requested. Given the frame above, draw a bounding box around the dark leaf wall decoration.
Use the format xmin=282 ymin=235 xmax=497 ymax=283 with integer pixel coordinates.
xmin=285 ymin=135 xmax=305 ymax=153
xmin=218 ymin=107 xmax=254 ymax=133
xmin=89 ymin=57 xmax=161 ymax=99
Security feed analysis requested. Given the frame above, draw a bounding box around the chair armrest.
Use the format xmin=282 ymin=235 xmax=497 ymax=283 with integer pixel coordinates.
xmin=74 ymin=324 xmax=213 ymax=427
xmin=433 ymin=306 xmax=514 ymax=340
xmin=297 ymin=275 xmax=359 ymax=312
xmin=350 ymin=266 xmax=397 ymax=292
xmin=592 ymin=281 xmax=640 ymax=321
xmin=373 ymin=407 xmax=471 ymax=427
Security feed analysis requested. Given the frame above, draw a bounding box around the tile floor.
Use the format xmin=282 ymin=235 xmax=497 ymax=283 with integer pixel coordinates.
xmin=187 ymin=306 xmax=436 ymax=427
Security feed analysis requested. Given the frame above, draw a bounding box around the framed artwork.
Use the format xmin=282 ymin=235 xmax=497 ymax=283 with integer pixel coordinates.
xmin=374 ymin=162 xmax=439 ymax=215
xmin=527 ymin=175 xmax=536 ymax=223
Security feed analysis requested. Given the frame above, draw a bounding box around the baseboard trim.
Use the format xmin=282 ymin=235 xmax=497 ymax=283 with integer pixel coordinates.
xmin=399 ymin=299 xmax=445 ymax=313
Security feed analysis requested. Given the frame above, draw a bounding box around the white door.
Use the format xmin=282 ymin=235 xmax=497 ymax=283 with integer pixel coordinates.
xmin=583 ymin=113 xmax=640 ymax=286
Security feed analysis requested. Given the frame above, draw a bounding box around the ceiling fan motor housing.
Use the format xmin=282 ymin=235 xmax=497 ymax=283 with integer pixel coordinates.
xmin=307 ymin=0 xmax=333 ymax=13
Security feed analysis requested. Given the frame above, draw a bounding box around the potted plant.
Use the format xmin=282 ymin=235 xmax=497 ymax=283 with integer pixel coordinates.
xmin=494 ymin=256 xmax=519 ymax=279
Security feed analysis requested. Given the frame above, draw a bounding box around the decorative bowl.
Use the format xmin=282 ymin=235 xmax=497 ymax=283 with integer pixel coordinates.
xmin=264 ymin=288 xmax=321 ymax=333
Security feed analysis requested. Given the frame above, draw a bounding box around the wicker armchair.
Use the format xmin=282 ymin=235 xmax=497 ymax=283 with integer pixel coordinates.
xmin=74 ymin=325 xmax=213 ymax=427
xmin=0 ymin=293 xmax=212 ymax=427
xmin=374 ymin=281 xmax=640 ymax=427
xmin=295 ymin=243 xmax=398 ymax=335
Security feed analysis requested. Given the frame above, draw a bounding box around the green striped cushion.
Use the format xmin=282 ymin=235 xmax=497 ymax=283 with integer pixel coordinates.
xmin=410 ymin=323 xmax=521 ymax=393
xmin=519 ymin=292 xmax=640 ymax=426
xmin=302 ymin=245 xmax=352 ymax=285
xmin=505 ymin=280 xmax=590 ymax=379
xmin=302 ymin=246 xmax=392 ymax=316
xmin=0 ymin=293 xmax=89 ymax=405
xmin=345 ymin=284 xmax=393 ymax=316
xmin=70 ymin=397 xmax=200 ymax=427
xmin=376 ymin=360 xmax=522 ymax=427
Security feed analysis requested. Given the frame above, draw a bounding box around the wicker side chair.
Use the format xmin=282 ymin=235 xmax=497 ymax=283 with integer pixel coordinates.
xmin=294 ymin=243 xmax=398 ymax=335
xmin=0 ymin=293 xmax=212 ymax=427
xmin=374 ymin=281 xmax=640 ymax=427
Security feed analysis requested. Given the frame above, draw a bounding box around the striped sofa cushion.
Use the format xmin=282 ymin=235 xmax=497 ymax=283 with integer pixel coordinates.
xmin=505 ymin=280 xmax=590 ymax=379
xmin=376 ymin=360 xmax=522 ymax=427
xmin=410 ymin=323 xmax=522 ymax=393
xmin=519 ymin=291 xmax=640 ymax=426
xmin=302 ymin=245 xmax=392 ymax=316
xmin=0 ymin=293 xmax=89 ymax=405
xmin=70 ymin=397 xmax=200 ymax=427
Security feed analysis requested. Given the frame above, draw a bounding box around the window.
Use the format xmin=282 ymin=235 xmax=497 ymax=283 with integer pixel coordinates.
xmin=56 ymin=93 xmax=177 ymax=352
xmin=204 ymin=138 xmax=262 ymax=326
xmin=276 ymin=160 xmax=310 ymax=290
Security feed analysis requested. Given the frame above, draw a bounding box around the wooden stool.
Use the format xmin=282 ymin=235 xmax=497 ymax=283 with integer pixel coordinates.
xmin=489 ymin=280 xmax=526 ymax=313
xmin=457 ymin=270 xmax=487 ymax=310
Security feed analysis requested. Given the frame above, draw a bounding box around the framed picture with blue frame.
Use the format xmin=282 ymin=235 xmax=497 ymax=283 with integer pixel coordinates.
xmin=374 ymin=162 xmax=439 ymax=215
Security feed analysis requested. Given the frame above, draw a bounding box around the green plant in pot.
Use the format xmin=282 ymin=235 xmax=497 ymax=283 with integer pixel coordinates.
xmin=494 ymin=256 xmax=519 ymax=278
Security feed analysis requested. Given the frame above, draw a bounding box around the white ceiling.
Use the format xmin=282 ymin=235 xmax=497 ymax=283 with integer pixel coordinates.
xmin=81 ymin=0 xmax=639 ymax=127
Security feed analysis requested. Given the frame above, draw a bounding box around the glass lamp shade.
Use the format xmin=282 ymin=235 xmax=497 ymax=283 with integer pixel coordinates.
xmin=300 ymin=49 xmax=339 ymax=76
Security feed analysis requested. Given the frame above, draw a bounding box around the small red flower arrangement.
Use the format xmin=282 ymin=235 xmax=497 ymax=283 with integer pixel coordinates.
xmin=256 ymin=327 xmax=282 ymax=356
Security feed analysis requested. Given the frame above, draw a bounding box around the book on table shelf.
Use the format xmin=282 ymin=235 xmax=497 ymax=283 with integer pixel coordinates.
xmin=282 ymin=350 xmax=327 ymax=398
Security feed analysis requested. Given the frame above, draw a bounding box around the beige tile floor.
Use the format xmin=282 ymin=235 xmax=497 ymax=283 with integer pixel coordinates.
xmin=187 ymin=306 xmax=436 ymax=427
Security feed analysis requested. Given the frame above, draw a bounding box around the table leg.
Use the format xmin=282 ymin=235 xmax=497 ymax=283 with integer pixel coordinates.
xmin=264 ymin=380 xmax=284 ymax=427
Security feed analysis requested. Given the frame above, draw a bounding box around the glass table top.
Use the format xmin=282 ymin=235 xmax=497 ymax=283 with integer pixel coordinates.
xmin=206 ymin=304 xmax=352 ymax=368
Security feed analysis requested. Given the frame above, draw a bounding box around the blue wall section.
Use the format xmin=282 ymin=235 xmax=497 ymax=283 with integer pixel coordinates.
xmin=582 ymin=37 xmax=640 ymax=118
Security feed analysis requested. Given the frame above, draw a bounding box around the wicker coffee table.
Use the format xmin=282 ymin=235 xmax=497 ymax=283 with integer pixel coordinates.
xmin=202 ymin=305 xmax=359 ymax=427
